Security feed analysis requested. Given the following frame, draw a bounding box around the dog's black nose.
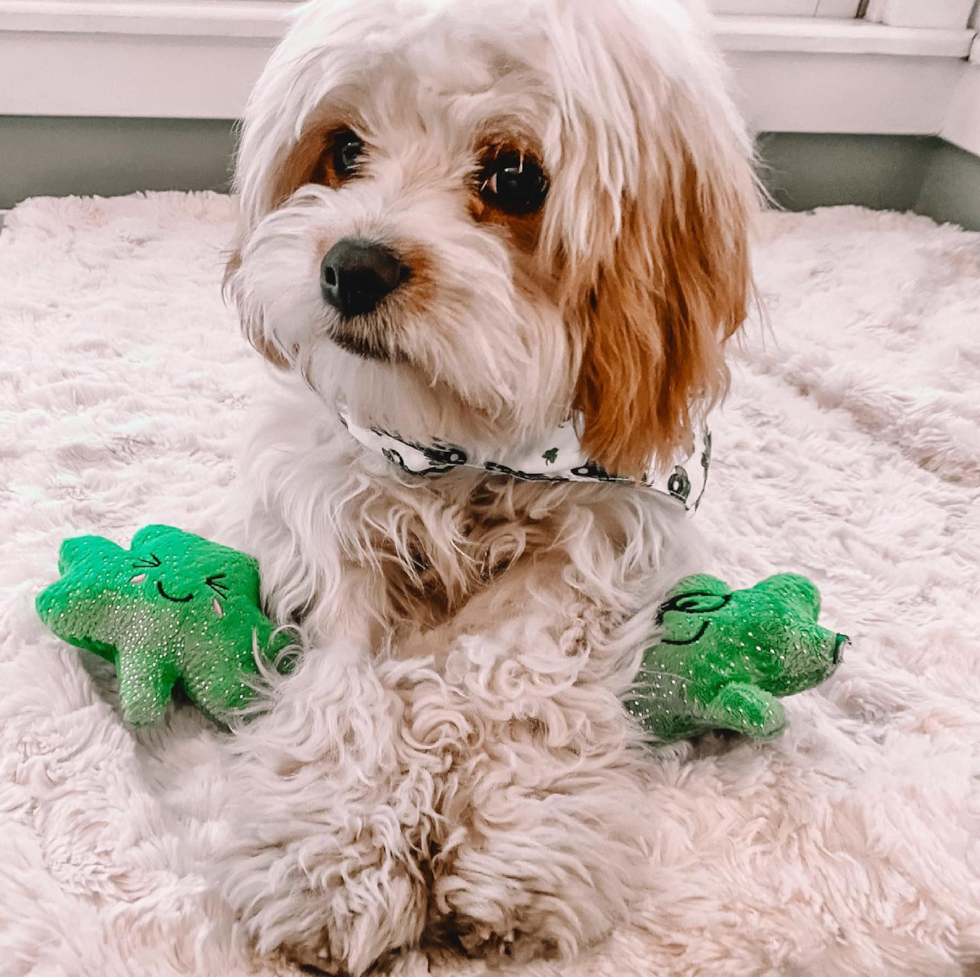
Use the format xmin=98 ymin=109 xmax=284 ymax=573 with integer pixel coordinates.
xmin=320 ymin=238 xmax=409 ymax=318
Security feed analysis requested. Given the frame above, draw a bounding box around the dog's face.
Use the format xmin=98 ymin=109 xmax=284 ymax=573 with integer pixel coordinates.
xmin=227 ymin=0 xmax=755 ymax=476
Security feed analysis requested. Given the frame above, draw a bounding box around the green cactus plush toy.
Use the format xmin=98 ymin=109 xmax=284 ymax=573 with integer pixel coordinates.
xmin=625 ymin=573 xmax=848 ymax=743
xmin=36 ymin=525 xmax=293 ymax=726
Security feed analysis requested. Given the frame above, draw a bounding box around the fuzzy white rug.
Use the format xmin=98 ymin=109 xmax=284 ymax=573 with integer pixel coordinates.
xmin=1 ymin=192 xmax=979 ymax=977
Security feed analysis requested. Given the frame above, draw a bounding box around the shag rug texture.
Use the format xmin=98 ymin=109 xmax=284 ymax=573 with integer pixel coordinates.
xmin=1 ymin=192 xmax=979 ymax=977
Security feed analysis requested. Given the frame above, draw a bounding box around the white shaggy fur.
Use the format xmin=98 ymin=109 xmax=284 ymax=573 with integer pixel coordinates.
xmin=218 ymin=0 xmax=753 ymax=969
xmin=2 ymin=194 xmax=980 ymax=975
xmin=219 ymin=389 xmax=697 ymax=969
xmin=226 ymin=0 xmax=751 ymax=455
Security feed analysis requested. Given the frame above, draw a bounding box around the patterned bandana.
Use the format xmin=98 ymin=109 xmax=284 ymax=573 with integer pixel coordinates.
xmin=338 ymin=409 xmax=712 ymax=513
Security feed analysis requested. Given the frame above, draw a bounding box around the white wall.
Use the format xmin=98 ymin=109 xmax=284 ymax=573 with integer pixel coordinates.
xmin=939 ymin=4 xmax=980 ymax=155
xmin=942 ymin=60 xmax=980 ymax=156
xmin=0 ymin=4 xmax=976 ymax=149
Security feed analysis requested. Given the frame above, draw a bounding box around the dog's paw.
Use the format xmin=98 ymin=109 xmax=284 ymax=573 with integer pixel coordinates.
xmin=215 ymin=646 xmax=436 ymax=975
xmin=430 ymin=778 xmax=650 ymax=962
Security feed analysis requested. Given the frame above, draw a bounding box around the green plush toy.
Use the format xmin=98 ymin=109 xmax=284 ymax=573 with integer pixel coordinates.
xmin=36 ymin=525 xmax=292 ymax=726
xmin=625 ymin=573 xmax=848 ymax=743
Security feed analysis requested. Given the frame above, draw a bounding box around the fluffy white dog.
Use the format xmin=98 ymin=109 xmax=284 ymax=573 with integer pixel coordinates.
xmin=219 ymin=0 xmax=756 ymax=972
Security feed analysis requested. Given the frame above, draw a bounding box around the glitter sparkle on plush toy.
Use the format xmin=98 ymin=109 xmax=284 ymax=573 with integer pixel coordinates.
xmin=625 ymin=573 xmax=848 ymax=743
xmin=36 ymin=525 xmax=294 ymax=726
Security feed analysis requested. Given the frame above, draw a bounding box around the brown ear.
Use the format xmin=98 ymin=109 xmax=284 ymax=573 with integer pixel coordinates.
xmin=571 ymin=137 xmax=754 ymax=479
xmin=222 ymin=246 xmax=290 ymax=370
xmin=224 ymin=116 xmax=340 ymax=370
xmin=266 ymin=120 xmax=335 ymax=212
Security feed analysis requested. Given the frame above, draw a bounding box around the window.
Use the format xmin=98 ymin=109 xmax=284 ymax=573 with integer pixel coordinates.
xmin=865 ymin=0 xmax=979 ymax=28
xmin=710 ymin=0 xmax=980 ymax=26
xmin=708 ymin=1 xmax=863 ymax=15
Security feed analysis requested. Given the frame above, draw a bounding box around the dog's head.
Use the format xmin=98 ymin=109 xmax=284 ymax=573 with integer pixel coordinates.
xmin=226 ymin=0 xmax=755 ymax=476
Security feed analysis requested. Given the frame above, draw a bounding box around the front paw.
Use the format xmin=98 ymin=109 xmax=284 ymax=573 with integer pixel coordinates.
xmin=226 ymin=858 xmax=426 ymax=975
xmin=430 ymin=777 xmax=650 ymax=963
xmin=215 ymin=645 xmax=434 ymax=974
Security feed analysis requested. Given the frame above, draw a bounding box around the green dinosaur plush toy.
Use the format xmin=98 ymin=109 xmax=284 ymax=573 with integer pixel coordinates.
xmin=625 ymin=573 xmax=848 ymax=743
xmin=36 ymin=525 xmax=293 ymax=726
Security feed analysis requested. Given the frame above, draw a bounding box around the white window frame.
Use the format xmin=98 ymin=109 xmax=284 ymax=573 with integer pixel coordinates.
xmin=708 ymin=1 xmax=862 ymax=17
xmin=711 ymin=0 xmax=979 ymax=26
xmin=0 ymin=0 xmax=976 ymax=143
xmin=865 ymin=0 xmax=978 ymax=30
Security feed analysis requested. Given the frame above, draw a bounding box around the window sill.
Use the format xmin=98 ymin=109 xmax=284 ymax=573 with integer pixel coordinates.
xmin=0 ymin=3 xmax=975 ymax=56
xmin=0 ymin=3 xmax=975 ymax=132
xmin=0 ymin=1 xmax=293 ymax=38
xmin=716 ymin=15 xmax=975 ymax=58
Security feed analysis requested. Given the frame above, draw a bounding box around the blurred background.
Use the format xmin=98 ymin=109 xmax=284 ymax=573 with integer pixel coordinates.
xmin=0 ymin=0 xmax=978 ymax=229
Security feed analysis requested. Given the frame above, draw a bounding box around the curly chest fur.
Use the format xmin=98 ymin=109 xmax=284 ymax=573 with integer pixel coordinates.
xmin=372 ymin=481 xmax=565 ymax=638
xmin=247 ymin=403 xmax=695 ymax=664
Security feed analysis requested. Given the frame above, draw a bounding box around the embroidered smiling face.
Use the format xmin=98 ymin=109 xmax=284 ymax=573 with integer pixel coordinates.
xmin=37 ymin=525 xmax=268 ymax=661
xmin=657 ymin=573 xmax=848 ymax=696
xmin=64 ymin=525 xmax=261 ymax=623
xmin=36 ymin=525 xmax=289 ymax=725
xmin=124 ymin=529 xmax=254 ymax=620
xmin=625 ymin=572 xmax=848 ymax=743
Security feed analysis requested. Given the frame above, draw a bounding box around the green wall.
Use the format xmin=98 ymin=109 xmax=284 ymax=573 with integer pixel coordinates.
xmin=0 ymin=116 xmax=238 ymax=208
xmin=756 ymin=133 xmax=936 ymax=214
xmin=916 ymin=140 xmax=980 ymax=232
xmin=757 ymin=132 xmax=980 ymax=230
xmin=1 ymin=117 xmax=978 ymax=231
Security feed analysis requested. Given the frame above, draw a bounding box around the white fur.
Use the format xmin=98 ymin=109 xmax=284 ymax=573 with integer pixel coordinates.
xmin=219 ymin=381 xmax=703 ymax=970
xmin=3 ymin=194 xmax=980 ymax=976
xmin=226 ymin=0 xmax=749 ymax=447
xmin=219 ymin=0 xmax=749 ymax=969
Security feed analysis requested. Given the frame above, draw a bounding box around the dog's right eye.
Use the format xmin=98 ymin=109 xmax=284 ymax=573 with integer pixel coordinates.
xmin=332 ymin=129 xmax=365 ymax=179
xmin=479 ymin=149 xmax=549 ymax=216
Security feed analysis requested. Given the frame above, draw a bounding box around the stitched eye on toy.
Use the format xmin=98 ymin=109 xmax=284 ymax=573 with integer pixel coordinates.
xmin=478 ymin=147 xmax=549 ymax=215
xmin=656 ymin=591 xmax=732 ymax=625
xmin=206 ymin=574 xmax=229 ymax=617
xmin=130 ymin=552 xmax=161 ymax=584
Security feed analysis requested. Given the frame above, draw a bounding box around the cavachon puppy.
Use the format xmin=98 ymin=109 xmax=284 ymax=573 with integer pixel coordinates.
xmin=218 ymin=0 xmax=756 ymax=971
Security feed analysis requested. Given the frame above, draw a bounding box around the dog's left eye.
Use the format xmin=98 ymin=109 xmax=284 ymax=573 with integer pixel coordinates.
xmin=479 ymin=149 xmax=549 ymax=216
xmin=332 ymin=129 xmax=365 ymax=178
